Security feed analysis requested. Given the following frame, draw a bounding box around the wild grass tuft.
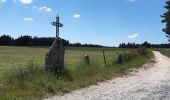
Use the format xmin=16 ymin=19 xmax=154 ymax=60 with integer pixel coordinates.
xmin=159 ymin=49 xmax=170 ymax=57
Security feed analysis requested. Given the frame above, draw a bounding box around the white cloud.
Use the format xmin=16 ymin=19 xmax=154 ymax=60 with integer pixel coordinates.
xmin=129 ymin=0 xmax=136 ymax=2
xmin=24 ymin=17 xmax=34 ymax=22
xmin=73 ymin=14 xmax=80 ymax=19
xmin=39 ymin=6 xmax=52 ymax=12
xmin=0 ymin=0 xmax=6 ymax=3
xmin=1 ymin=0 xmax=32 ymax=4
xmin=18 ymin=0 xmax=32 ymax=4
xmin=128 ymin=33 xmax=139 ymax=39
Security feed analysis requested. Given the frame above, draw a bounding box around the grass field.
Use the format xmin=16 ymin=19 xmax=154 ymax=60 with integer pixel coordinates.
xmin=159 ymin=49 xmax=170 ymax=57
xmin=0 ymin=46 xmax=128 ymax=70
xmin=0 ymin=46 xmax=151 ymax=100
xmin=0 ymin=46 xmax=128 ymax=78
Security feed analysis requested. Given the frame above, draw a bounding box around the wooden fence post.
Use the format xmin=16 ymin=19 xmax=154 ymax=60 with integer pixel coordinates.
xmin=103 ymin=51 xmax=106 ymax=67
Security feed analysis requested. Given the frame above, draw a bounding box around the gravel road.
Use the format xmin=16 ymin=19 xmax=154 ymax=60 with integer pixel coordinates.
xmin=44 ymin=51 xmax=170 ymax=100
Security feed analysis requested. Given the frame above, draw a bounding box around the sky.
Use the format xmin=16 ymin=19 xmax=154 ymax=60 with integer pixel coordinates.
xmin=0 ymin=0 xmax=168 ymax=46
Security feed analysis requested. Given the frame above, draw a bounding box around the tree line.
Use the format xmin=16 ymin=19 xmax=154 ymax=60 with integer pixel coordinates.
xmin=0 ymin=34 xmax=106 ymax=48
xmin=0 ymin=34 xmax=169 ymax=48
xmin=119 ymin=41 xmax=170 ymax=48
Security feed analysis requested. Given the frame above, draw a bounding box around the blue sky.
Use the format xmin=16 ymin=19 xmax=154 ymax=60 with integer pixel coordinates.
xmin=0 ymin=0 xmax=168 ymax=46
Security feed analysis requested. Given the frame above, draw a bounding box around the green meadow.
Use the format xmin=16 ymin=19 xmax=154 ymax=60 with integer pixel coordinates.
xmin=0 ymin=46 xmax=151 ymax=100
xmin=0 ymin=46 xmax=127 ymax=70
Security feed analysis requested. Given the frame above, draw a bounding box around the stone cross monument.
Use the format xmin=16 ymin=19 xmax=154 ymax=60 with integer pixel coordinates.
xmin=51 ymin=15 xmax=63 ymax=38
xmin=45 ymin=15 xmax=65 ymax=74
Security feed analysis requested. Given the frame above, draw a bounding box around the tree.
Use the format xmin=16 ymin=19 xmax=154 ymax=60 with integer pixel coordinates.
xmin=141 ymin=41 xmax=151 ymax=48
xmin=161 ymin=0 xmax=170 ymax=42
xmin=15 ymin=35 xmax=33 ymax=46
xmin=0 ymin=34 xmax=14 ymax=45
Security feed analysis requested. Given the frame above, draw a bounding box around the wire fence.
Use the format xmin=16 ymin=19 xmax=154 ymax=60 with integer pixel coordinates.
xmin=64 ymin=50 xmax=129 ymax=68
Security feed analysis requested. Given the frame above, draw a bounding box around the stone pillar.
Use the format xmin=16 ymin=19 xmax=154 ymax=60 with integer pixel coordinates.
xmin=84 ymin=55 xmax=90 ymax=65
xmin=117 ymin=54 xmax=123 ymax=64
xmin=45 ymin=38 xmax=65 ymax=74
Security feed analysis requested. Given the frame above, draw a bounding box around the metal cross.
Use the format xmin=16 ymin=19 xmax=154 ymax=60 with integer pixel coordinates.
xmin=51 ymin=15 xmax=63 ymax=38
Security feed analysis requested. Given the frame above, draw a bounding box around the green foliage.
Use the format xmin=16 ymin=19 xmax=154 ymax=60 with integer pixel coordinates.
xmin=161 ymin=0 xmax=170 ymax=42
xmin=137 ymin=47 xmax=152 ymax=56
xmin=117 ymin=47 xmax=152 ymax=64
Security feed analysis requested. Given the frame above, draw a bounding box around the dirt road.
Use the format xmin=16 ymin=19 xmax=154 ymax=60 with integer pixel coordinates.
xmin=44 ymin=51 xmax=170 ymax=100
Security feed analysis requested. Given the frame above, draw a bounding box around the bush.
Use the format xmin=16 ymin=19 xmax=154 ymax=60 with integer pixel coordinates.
xmin=137 ymin=46 xmax=151 ymax=56
xmin=117 ymin=47 xmax=152 ymax=64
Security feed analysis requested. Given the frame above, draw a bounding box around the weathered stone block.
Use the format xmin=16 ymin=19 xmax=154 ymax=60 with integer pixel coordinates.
xmin=117 ymin=54 xmax=123 ymax=64
xmin=45 ymin=38 xmax=65 ymax=74
xmin=84 ymin=55 xmax=90 ymax=65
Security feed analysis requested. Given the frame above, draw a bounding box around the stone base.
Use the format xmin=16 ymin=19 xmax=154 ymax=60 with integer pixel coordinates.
xmin=45 ymin=38 xmax=65 ymax=74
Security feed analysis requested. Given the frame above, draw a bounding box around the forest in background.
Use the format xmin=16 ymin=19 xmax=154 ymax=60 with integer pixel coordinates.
xmin=0 ymin=34 xmax=169 ymax=48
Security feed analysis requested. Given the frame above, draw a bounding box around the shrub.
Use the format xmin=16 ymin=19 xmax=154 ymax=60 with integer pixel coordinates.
xmin=137 ymin=46 xmax=151 ymax=56
xmin=117 ymin=47 xmax=151 ymax=64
